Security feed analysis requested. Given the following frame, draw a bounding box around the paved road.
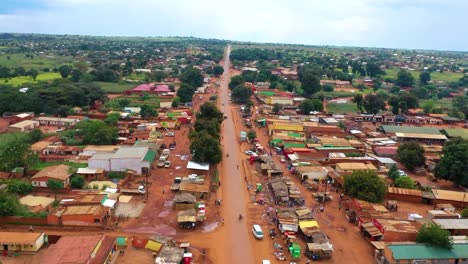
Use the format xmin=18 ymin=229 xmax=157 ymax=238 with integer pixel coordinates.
xmin=219 ymin=45 xmax=255 ymax=264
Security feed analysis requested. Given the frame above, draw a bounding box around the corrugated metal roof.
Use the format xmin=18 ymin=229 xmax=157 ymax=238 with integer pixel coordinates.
xmin=389 ymin=243 xmax=468 ymax=260
xmin=433 ymin=219 xmax=468 ymax=230
xmin=381 ymin=125 xmax=442 ymax=135
xmin=395 ymin=133 xmax=447 ymax=140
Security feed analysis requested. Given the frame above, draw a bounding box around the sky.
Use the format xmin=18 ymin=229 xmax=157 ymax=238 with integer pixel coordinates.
xmin=0 ymin=0 xmax=467 ymax=51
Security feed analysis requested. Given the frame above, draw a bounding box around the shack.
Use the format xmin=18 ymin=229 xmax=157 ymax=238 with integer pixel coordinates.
xmin=179 ymin=182 xmax=210 ymax=199
xmin=177 ymin=209 xmax=197 ymax=229
xmin=269 ymin=178 xmax=289 ymax=204
xmin=432 ymin=219 xmax=468 ymax=236
xmin=386 ymin=187 xmax=422 ymax=203
xmin=0 ymin=232 xmax=46 ymax=254
xmin=277 ymin=208 xmax=299 ymax=233
xmin=305 ymin=242 xmax=333 ymax=260
xmin=295 ymin=166 xmax=328 ymax=180
xmin=155 ymin=246 xmax=185 ymax=264
xmin=174 ymin=193 xmax=196 ymax=210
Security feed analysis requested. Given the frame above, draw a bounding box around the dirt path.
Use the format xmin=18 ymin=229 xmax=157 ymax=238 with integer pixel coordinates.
xmin=217 ymin=44 xmax=256 ymax=264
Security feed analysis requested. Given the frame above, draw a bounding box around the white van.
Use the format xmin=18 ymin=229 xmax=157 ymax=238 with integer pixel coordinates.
xmin=262 ymin=261 xmax=271 ymax=264
xmin=252 ymin=224 xmax=264 ymax=240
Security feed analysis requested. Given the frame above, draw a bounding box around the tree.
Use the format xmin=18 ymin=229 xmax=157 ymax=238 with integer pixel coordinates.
xmin=366 ymin=62 xmax=384 ymax=78
xmin=152 ymin=71 xmax=166 ymax=82
xmin=322 ymin=84 xmax=334 ymax=92
xmin=344 ymin=170 xmax=387 ymax=203
xmin=177 ymin=83 xmax=195 ymax=103
xmin=70 ymin=69 xmax=82 ymax=82
xmin=363 ymin=94 xmax=386 ymax=114
xmin=140 ymin=104 xmax=157 ymax=120
xmin=461 ymin=208 xmax=468 ymax=218
xmin=180 ymin=66 xmax=203 ymax=87
xmin=298 ymin=99 xmax=323 ymax=114
xmin=231 ymin=85 xmax=253 ymax=104
xmin=228 ymin=75 xmax=245 ymax=90
xmin=104 ymin=112 xmax=120 ymax=125
xmin=272 ymin=103 xmax=281 ymax=114
xmin=395 ymin=70 xmax=415 ymax=87
xmin=76 ymin=120 xmax=118 ymax=145
xmin=419 ymin=71 xmax=431 ymax=85
xmin=213 ymin=65 xmax=224 ymax=76
xmin=47 ymin=179 xmax=64 ymax=201
xmin=389 ymin=93 xmax=419 ymax=114
xmin=353 ymin=94 xmax=364 ymax=112
xmin=397 ymin=142 xmax=426 ymax=171
xmin=0 ymin=134 xmax=38 ymax=171
xmin=417 ymin=223 xmax=453 ymax=249
xmin=422 ymin=100 xmax=435 ymax=114
xmin=299 ymin=65 xmax=322 ymax=97
xmin=434 ymin=138 xmax=468 ymax=187
xmin=387 ymin=164 xmax=400 ymax=181
xmin=196 ymin=102 xmax=224 ymax=123
xmin=0 ymin=192 xmax=24 ymax=216
xmin=58 ymin=65 xmax=72 ymax=78
xmin=452 ymin=96 xmax=468 ymax=120
xmin=70 ymin=175 xmax=85 ymax=189
xmin=118 ymin=99 xmax=130 ymax=108
xmin=172 ymin=97 xmax=181 ymax=108
xmin=28 ymin=128 xmax=44 ymax=143
xmin=395 ymin=176 xmax=416 ymax=189
xmin=6 ymin=180 xmax=33 ymax=195
xmin=247 ymin=130 xmax=256 ymax=140
xmin=29 ymin=69 xmax=39 ymax=81
xmin=190 ymin=133 xmax=222 ymax=165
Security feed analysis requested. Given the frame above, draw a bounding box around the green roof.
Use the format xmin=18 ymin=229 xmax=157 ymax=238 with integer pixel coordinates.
xmin=288 ymin=133 xmax=303 ymax=138
xmin=441 ymin=116 xmax=460 ymax=121
xmin=284 ymin=143 xmax=306 ymax=148
xmin=381 ymin=125 xmax=442 ymax=135
xmin=389 ymin=243 xmax=468 ymax=260
xmin=315 ymin=146 xmax=355 ymax=150
xmin=443 ymin=128 xmax=468 ymax=139
xmin=259 ymin=91 xmax=275 ymax=96
xmin=143 ymin=150 xmax=157 ymax=162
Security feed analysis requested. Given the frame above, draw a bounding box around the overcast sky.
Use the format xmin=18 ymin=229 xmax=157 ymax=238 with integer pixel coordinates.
xmin=1 ymin=0 xmax=467 ymax=51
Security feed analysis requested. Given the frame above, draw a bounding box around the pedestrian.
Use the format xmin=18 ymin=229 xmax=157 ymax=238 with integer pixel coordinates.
xmin=338 ymin=201 xmax=342 ymax=211
xmin=219 ymin=181 xmax=221 ymax=187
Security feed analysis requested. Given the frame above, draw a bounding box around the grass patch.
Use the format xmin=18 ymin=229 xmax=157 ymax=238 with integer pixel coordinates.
xmin=385 ymin=68 xmax=463 ymax=83
xmin=0 ymin=53 xmax=73 ymax=69
xmin=0 ymin=72 xmax=61 ymax=87
xmin=115 ymin=94 xmax=161 ymax=107
xmin=127 ymin=73 xmax=147 ymax=81
xmin=32 ymin=161 xmax=88 ymax=170
xmin=327 ymin=102 xmax=359 ymax=113
xmin=420 ymin=99 xmax=453 ymax=110
xmin=95 ymin=81 xmax=137 ymax=93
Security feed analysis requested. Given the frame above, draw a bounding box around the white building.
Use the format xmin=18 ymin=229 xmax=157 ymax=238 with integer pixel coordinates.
xmin=88 ymin=146 xmax=155 ymax=174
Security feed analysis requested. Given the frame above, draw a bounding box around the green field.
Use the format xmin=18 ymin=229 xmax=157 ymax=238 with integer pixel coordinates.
xmin=384 ymin=68 xmax=462 ymax=82
xmin=95 ymin=81 xmax=137 ymax=93
xmin=32 ymin=161 xmax=88 ymax=170
xmin=114 ymin=94 xmax=161 ymax=107
xmin=327 ymin=102 xmax=359 ymax=113
xmin=0 ymin=72 xmax=61 ymax=86
xmin=127 ymin=73 xmax=147 ymax=81
xmin=0 ymin=53 xmax=73 ymax=69
xmin=420 ymin=99 xmax=453 ymax=110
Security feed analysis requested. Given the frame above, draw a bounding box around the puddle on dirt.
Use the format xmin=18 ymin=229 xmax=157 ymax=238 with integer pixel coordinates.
xmin=202 ymin=222 xmax=219 ymax=233
xmin=158 ymin=210 xmax=170 ymax=218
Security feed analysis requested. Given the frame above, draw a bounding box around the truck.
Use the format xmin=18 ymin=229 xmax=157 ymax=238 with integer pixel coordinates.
xmin=171 ymin=177 xmax=182 ymax=191
xmin=120 ymin=185 xmax=145 ymax=194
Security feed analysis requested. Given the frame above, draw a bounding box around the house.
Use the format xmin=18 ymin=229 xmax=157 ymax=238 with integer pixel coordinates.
xmin=36 ymin=117 xmax=78 ymax=127
xmin=381 ymin=242 xmax=468 ymax=264
xmin=430 ymin=189 xmax=468 ymax=208
xmin=266 ymin=96 xmax=294 ymax=106
xmin=40 ymin=235 xmax=117 ymax=264
xmin=373 ymin=147 xmax=397 ymax=157
xmin=335 ymin=162 xmax=377 ymax=175
xmin=0 ymin=232 xmax=46 ymax=253
xmin=380 ymin=125 xmax=447 ymax=144
xmin=432 ymin=219 xmax=468 ymax=236
xmin=76 ymin=168 xmax=105 ymax=181
xmin=48 ymin=204 xmax=109 ymax=226
xmin=88 ymin=146 xmax=156 ymax=174
xmin=8 ymin=120 xmax=39 ymax=132
xmin=31 ymin=165 xmax=73 ymax=188
xmin=386 ymin=187 xmax=422 ymax=203
xmin=319 ymin=117 xmax=338 ymax=126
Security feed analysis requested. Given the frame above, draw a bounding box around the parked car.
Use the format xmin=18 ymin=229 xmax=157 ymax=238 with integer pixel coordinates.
xmin=252 ymin=224 xmax=264 ymax=240
xmin=398 ymin=170 xmax=407 ymax=177
xmin=165 ymin=132 xmax=175 ymax=137
xmin=245 ymin=150 xmax=256 ymax=156
xmin=164 ymin=161 xmax=171 ymax=168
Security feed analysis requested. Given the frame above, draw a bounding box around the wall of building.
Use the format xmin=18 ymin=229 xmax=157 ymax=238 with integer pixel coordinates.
xmin=386 ymin=193 xmax=422 ymax=203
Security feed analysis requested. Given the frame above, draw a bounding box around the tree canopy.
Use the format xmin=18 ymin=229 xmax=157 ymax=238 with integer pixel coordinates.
xmin=419 ymin=71 xmax=431 ymax=85
xmin=395 ymin=70 xmax=415 ymax=87
xmin=298 ymin=99 xmax=323 ymax=114
xmin=228 ymin=75 xmax=245 ymax=90
xmin=397 ymin=142 xmax=426 ymax=171
xmin=344 ymin=170 xmax=387 ymax=203
xmin=180 ymin=66 xmax=203 ymax=88
xmin=231 ymin=85 xmax=253 ymax=104
xmin=298 ymin=65 xmax=322 ymax=97
xmin=140 ymin=104 xmax=158 ymax=120
xmin=434 ymin=137 xmax=468 ymax=187
xmin=177 ymin=83 xmax=196 ymax=103
xmin=0 ymin=133 xmax=38 ymax=171
xmin=363 ymin=94 xmax=386 ymax=114
xmin=71 ymin=175 xmax=85 ymax=189
xmin=416 ymin=223 xmax=453 ymax=249
xmin=388 ymin=93 xmax=419 ymax=114
xmin=387 ymin=164 xmax=400 ymax=181
xmin=353 ymin=94 xmax=364 ymax=112
xmin=75 ymin=120 xmax=118 ymax=145
xmin=213 ymin=65 xmax=224 ymax=76
xmin=395 ymin=176 xmax=416 ymax=189
xmin=47 ymin=179 xmax=64 ymax=201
